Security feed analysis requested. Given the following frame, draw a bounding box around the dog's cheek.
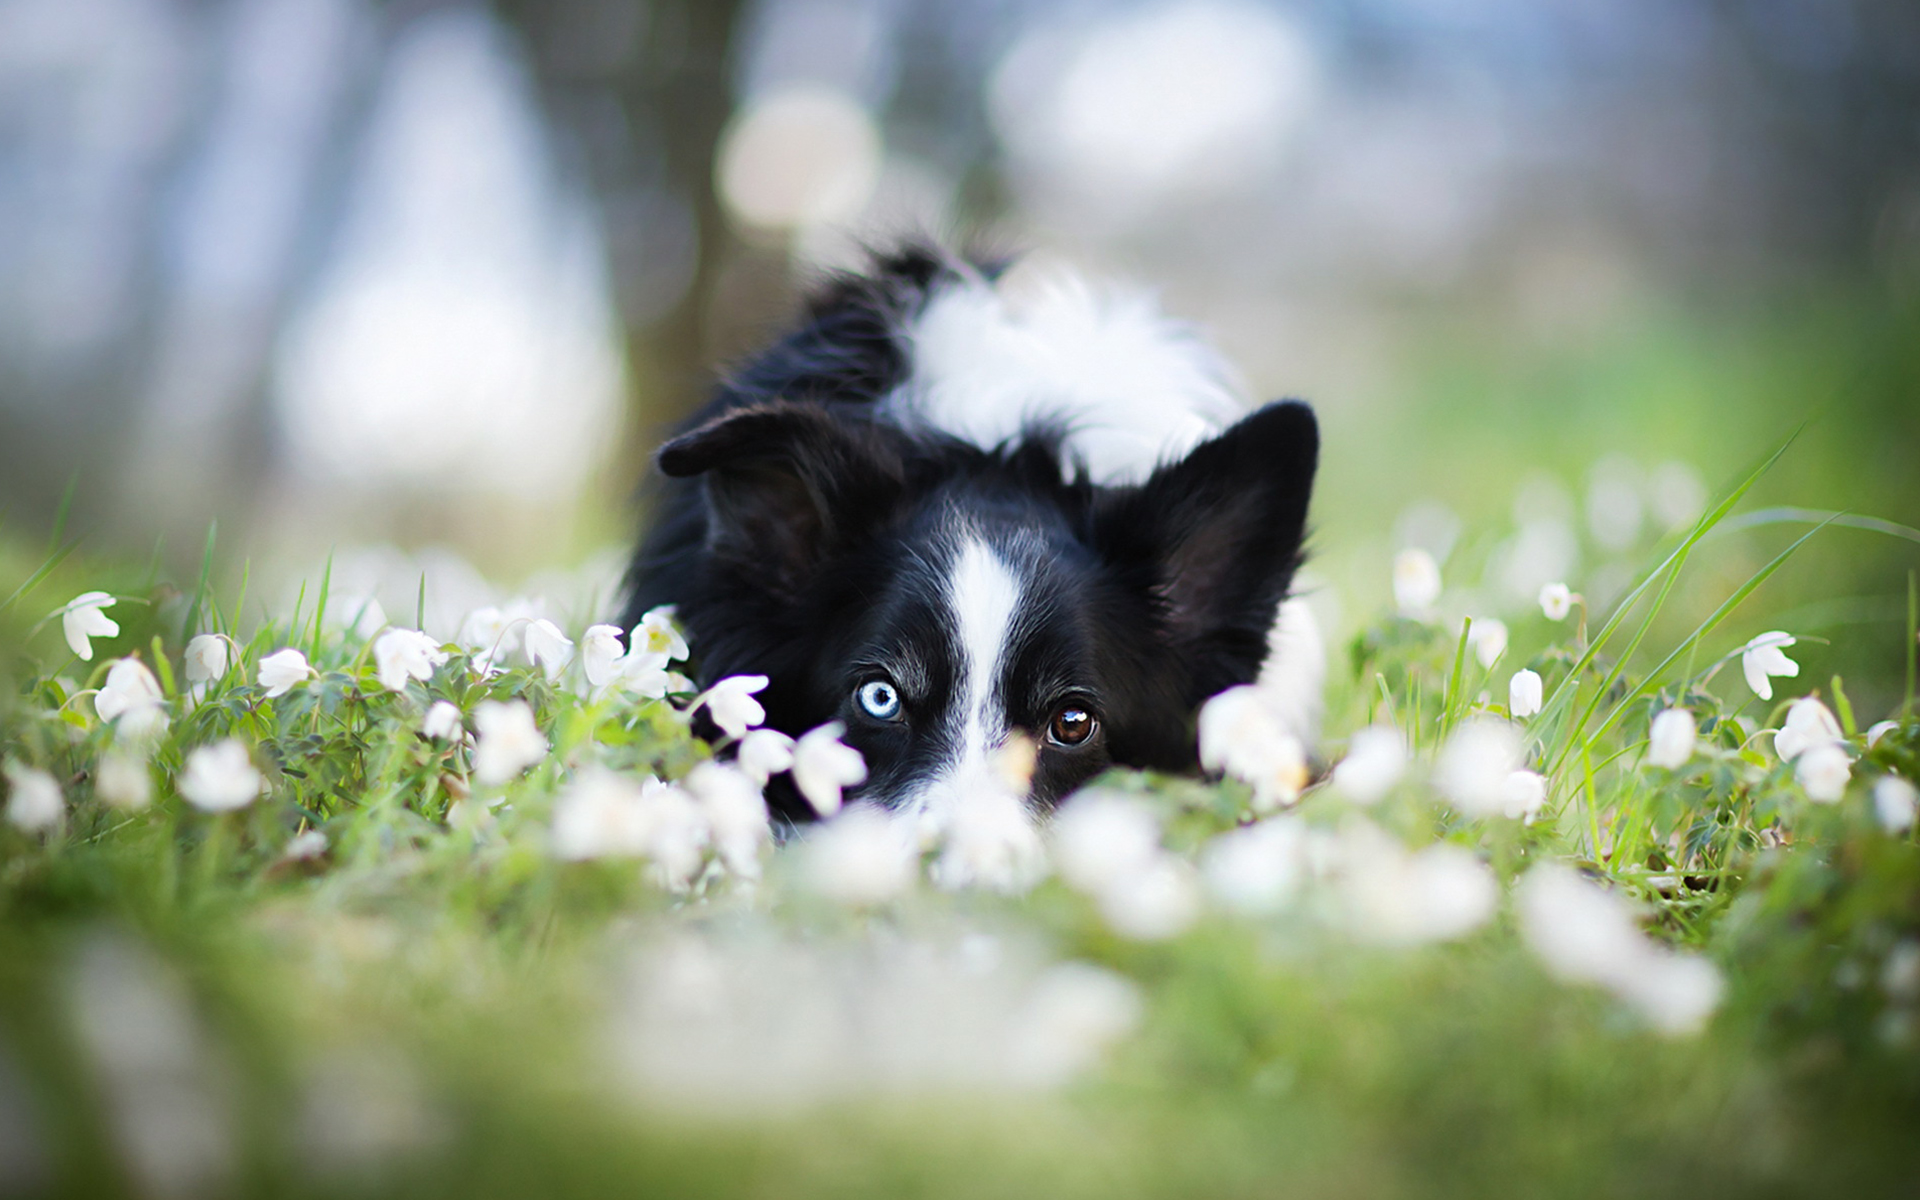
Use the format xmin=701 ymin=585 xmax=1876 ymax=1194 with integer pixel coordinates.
xmin=836 ymin=722 xmax=911 ymax=802
xmin=1028 ymin=746 xmax=1111 ymax=808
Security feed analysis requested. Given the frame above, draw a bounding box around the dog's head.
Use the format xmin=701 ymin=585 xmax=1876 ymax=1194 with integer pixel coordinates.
xmin=656 ymin=396 xmax=1317 ymax=820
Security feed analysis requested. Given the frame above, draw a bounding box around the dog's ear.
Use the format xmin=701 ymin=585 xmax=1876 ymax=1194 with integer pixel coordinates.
xmin=1095 ymin=401 xmax=1318 ymax=680
xmin=658 ymin=403 xmax=906 ymax=591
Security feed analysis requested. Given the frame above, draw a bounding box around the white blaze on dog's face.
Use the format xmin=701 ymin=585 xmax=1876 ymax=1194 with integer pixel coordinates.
xmin=893 ymin=536 xmax=1024 ymax=825
xmin=943 ymin=539 xmax=1023 ymax=776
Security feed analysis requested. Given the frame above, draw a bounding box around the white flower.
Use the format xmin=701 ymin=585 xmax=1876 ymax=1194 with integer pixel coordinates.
xmin=1515 ymin=864 xmax=1723 ymax=1036
xmin=1866 ymin=720 xmax=1900 ymax=749
xmin=420 ymin=700 xmax=462 ymax=741
xmin=921 ymin=744 xmax=1040 ymax=867
xmin=1740 ymin=631 xmax=1798 ymax=702
xmin=1795 ymin=742 xmax=1850 ymax=803
xmin=632 ymin=606 xmax=690 ymax=661
xmin=930 ymin=786 xmax=1048 ymax=894
xmin=802 ymin=805 xmax=917 ymax=906
xmin=257 ymin=648 xmax=315 ymax=698
xmin=1330 ymin=725 xmax=1407 ymax=805
xmin=580 ymin=624 xmax=626 ymax=688
xmin=1051 ymin=790 xmax=1162 ymax=894
xmin=1503 ymin=769 xmax=1548 ymax=819
xmin=1197 ymin=685 xmax=1308 ymax=811
xmin=60 ymin=591 xmax=118 ymax=660
xmin=551 ymin=769 xmax=654 ymax=861
xmin=583 ymin=614 xmax=685 ymax=698
xmin=1470 ymin=618 xmax=1508 ymax=668
xmin=1508 ymin=668 xmax=1544 ymax=718
xmin=472 ymin=700 xmax=546 ymax=786
xmin=183 ymin=634 xmax=235 ymax=684
xmin=1343 ymin=835 xmax=1497 ymax=945
xmin=735 ymin=729 xmax=796 ymax=785
xmin=522 ymin=618 xmax=574 ymax=680
xmin=1404 ymin=844 xmax=1499 ymax=940
xmin=95 ymin=754 xmax=152 ymax=810
xmin=550 ymin=771 xmax=709 ymax=888
xmin=684 ymin=762 xmax=771 ymax=880
xmin=1097 ymin=857 xmax=1201 ymax=941
xmin=1538 ymin=582 xmax=1574 ymax=621
xmin=1050 ymin=790 xmax=1197 ymax=939
xmin=791 ymin=722 xmax=866 ymax=816
xmin=1775 ymin=696 xmax=1843 ymax=762
xmin=5 ymin=762 xmax=64 ymax=833
xmin=179 ymin=740 xmax=263 ymax=812
xmin=1612 ymin=952 xmax=1726 ymax=1038
xmin=696 ymin=675 xmax=769 ymax=739
xmin=94 ymin=658 xmax=168 ymax=739
xmin=457 ymin=606 xmax=518 ymax=662
xmin=611 ymin=650 xmax=675 ymax=699
xmin=1433 ymin=719 xmax=1523 ymax=817
xmin=1392 ymin=549 xmax=1441 ymax=616
xmin=636 ymin=779 xmax=712 ymax=890
xmin=373 ymin=629 xmax=447 ymax=692
xmin=283 ymin=830 xmax=329 ymax=861
xmin=1646 ymin=709 xmax=1697 ymax=769
xmin=1200 ymin=817 xmax=1305 ymax=915
xmin=1874 ymin=775 xmax=1918 ymax=834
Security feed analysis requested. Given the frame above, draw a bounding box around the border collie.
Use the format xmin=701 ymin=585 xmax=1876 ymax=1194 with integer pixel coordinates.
xmin=621 ymin=245 xmax=1321 ymax=825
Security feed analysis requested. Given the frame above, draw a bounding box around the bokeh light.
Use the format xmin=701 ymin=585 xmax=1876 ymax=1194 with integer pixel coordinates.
xmin=990 ymin=1 xmax=1319 ymax=223
xmin=717 ymin=85 xmax=882 ymax=232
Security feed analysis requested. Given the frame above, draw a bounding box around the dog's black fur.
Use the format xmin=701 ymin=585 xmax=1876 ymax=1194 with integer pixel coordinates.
xmin=621 ymin=246 xmax=1317 ymax=822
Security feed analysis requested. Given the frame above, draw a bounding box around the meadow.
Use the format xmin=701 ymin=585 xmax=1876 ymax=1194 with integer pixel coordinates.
xmin=3 ymin=321 xmax=1920 ymax=1197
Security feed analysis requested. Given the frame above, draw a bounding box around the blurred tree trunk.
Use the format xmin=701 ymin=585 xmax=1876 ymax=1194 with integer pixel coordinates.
xmin=494 ymin=0 xmax=748 ymax=476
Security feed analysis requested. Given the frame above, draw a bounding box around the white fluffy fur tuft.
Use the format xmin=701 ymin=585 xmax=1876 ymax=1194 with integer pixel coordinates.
xmin=890 ymin=267 xmax=1244 ymax=484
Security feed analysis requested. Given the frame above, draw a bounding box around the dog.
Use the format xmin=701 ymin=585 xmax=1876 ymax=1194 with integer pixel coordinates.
xmin=621 ymin=245 xmax=1321 ymax=825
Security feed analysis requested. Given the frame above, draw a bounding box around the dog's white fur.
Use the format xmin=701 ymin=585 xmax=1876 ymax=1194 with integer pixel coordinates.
xmin=896 ymin=536 xmax=1028 ymax=827
xmin=943 ymin=536 xmax=1023 ymax=771
xmin=890 ymin=266 xmax=1243 ymax=485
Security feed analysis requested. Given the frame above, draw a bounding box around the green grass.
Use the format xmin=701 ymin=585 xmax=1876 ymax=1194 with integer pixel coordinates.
xmin=3 ymin=454 xmax=1920 ymax=1198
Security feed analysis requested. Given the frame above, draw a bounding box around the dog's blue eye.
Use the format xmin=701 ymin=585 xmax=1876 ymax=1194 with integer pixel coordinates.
xmin=856 ymin=679 xmax=902 ymax=721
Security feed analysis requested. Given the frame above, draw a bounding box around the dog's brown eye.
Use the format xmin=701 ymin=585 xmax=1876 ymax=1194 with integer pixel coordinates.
xmin=1048 ymin=704 xmax=1096 ymax=747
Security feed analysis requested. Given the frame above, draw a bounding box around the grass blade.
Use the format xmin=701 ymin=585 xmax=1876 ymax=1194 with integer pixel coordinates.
xmin=142 ymin=533 xmax=166 ymax=590
xmin=1571 ymin=516 xmax=1834 ymax=764
xmin=1443 ymin=616 xmax=1471 ymax=733
xmin=1546 ymin=542 xmax=1693 ymax=768
xmin=1535 ymin=424 xmax=1802 ymax=751
xmin=1906 ymin=570 xmax=1917 ymax=716
xmin=181 ymin=521 xmax=218 ymax=644
xmin=310 ymin=552 xmax=333 ymax=660
xmin=1715 ymin=506 xmax=1920 ymax=546
xmin=46 ymin=470 xmax=78 ymax=554
xmin=0 ymin=541 xmax=78 ymax=616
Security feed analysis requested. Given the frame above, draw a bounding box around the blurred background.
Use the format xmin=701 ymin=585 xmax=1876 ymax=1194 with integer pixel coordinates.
xmin=1 ymin=0 xmax=1917 ymax=704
